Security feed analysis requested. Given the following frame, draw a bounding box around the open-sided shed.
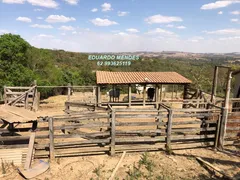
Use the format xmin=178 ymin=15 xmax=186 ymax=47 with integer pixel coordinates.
xmin=96 ymin=71 xmax=192 ymax=107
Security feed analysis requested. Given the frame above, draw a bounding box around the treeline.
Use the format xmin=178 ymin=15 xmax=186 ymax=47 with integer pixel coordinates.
xmin=0 ymin=34 xmax=239 ymax=99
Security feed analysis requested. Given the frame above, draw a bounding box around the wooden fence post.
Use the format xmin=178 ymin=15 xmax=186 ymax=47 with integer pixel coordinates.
xmin=24 ymin=92 xmax=29 ymax=109
xmin=110 ymin=109 xmax=116 ymax=156
xmin=67 ymin=83 xmax=71 ymax=101
xmin=218 ymin=107 xmax=227 ymax=149
xmin=166 ymin=109 xmax=173 ymax=152
xmin=48 ymin=117 xmax=55 ymax=160
xmin=3 ymin=86 xmax=7 ymax=105
xmin=218 ymin=70 xmax=232 ymax=149
xmin=214 ymin=114 xmax=221 ymax=148
xmin=32 ymin=80 xmax=39 ymax=111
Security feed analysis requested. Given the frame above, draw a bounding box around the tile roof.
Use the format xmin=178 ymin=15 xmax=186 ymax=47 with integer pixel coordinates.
xmin=96 ymin=71 xmax=192 ymax=84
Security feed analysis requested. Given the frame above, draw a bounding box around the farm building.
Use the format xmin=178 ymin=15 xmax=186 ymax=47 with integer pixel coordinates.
xmin=95 ymin=71 xmax=192 ymax=107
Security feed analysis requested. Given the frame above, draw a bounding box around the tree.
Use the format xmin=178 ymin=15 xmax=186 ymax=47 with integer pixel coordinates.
xmin=0 ymin=34 xmax=30 ymax=65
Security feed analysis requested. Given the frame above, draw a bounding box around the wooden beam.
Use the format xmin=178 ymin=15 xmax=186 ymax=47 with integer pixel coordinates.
xmin=4 ymin=86 xmax=7 ymax=104
xmin=155 ymin=85 xmax=159 ymax=104
xmin=24 ymin=92 xmax=29 ymax=109
xmin=143 ymin=85 xmax=146 ymax=106
xmin=48 ymin=117 xmax=55 ymax=160
xmin=110 ymin=109 xmax=116 ymax=156
xmin=97 ymin=86 xmax=101 ymax=106
xmin=160 ymin=84 xmax=163 ymax=102
xmin=166 ymin=110 xmax=173 ymax=151
xmin=128 ymin=84 xmax=131 ymax=107
xmin=24 ymin=131 xmax=36 ymax=170
xmin=67 ymin=83 xmax=71 ymax=101
xmin=219 ymin=70 xmax=233 ymax=149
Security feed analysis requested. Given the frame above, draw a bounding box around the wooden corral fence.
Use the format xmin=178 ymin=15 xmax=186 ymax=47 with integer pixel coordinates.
xmin=0 ymin=103 xmax=238 ymax=162
xmin=34 ymin=104 xmax=222 ymax=159
xmin=3 ymin=84 xmax=97 ymax=112
xmin=4 ymin=85 xmax=39 ymax=111
xmin=183 ymin=87 xmax=213 ymax=109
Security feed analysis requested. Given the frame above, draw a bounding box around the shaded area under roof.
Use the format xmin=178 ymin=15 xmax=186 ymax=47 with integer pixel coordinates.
xmin=96 ymin=71 xmax=192 ymax=85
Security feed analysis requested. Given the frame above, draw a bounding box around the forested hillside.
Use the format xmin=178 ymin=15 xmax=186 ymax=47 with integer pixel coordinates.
xmin=0 ymin=34 xmax=239 ymax=98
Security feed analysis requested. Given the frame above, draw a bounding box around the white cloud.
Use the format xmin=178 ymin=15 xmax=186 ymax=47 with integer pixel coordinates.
xmin=45 ymin=15 xmax=76 ymax=23
xmin=34 ymin=8 xmax=43 ymax=11
xmin=29 ymin=30 xmax=240 ymax=53
xmin=27 ymin=0 xmax=58 ymax=8
xmin=3 ymin=0 xmax=58 ymax=8
xmin=219 ymin=36 xmax=240 ymax=40
xmin=201 ymin=1 xmax=240 ymax=10
xmin=91 ymin=18 xmax=118 ymax=26
xmin=188 ymin=36 xmax=204 ymax=43
xmin=218 ymin=11 xmax=223 ymax=14
xmin=146 ymin=28 xmax=176 ymax=36
xmin=231 ymin=10 xmax=240 ymax=15
xmin=37 ymin=17 xmax=43 ymax=20
xmin=72 ymin=31 xmax=77 ymax=34
xmin=115 ymin=32 xmax=128 ymax=36
xmin=64 ymin=0 xmax=78 ymax=5
xmin=145 ymin=14 xmax=183 ymax=24
xmin=16 ymin=16 xmax=32 ymax=23
xmin=231 ymin=18 xmax=239 ymax=22
xmin=59 ymin=25 xmax=75 ymax=31
xmin=0 ymin=29 xmax=10 ymax=35
xmin=91 ymin=8 xmax=98 ymax=12
xmin=176 ymin=26 xmax=186 ymax=29
xmin=166 ymin=24 xmax=174 ymax=28
xmin=118 ymin=11 xmax=129 ymax=16
xmin=101 ymin=3 xmax=112 ymax=12
xmin=2 ymin=0 xmax=25 ymax=4
xmin=204 ymin=28 xmax=240 ymax=35
xmin=30 ymin=24 xmax=53 ymax=28
xmin=126 ymin=28 xmax=139 ymax=33
xmin=37 ymin=34 xmax=54 ymax=38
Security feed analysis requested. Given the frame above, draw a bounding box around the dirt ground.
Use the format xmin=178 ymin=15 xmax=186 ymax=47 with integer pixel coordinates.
xmin=0 ymin=93 xmax=239 ymax=180
xmin=1 ymin=148 xmax=239 ymax=180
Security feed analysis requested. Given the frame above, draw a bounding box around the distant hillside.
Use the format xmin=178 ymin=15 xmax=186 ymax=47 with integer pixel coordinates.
xmin=0 ymin=34 xmax=239 ymax=99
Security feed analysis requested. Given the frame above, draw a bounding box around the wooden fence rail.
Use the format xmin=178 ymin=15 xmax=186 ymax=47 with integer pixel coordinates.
xmin=42 ymin=107 xmax=223 ymax=158
xmin=0 ymin=104 xmax=238 ymax=160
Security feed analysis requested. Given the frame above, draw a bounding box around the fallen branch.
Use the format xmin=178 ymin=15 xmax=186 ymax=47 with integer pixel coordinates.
xmin=109 ymin=151 xmax=126 ymax=180
xmin=196 ymin=157 xmax=233 ymax=180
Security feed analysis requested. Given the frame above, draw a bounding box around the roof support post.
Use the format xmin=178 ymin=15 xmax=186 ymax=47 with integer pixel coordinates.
xmin=128 ymin=84 xmax=131 ymax=107
xmin=160 ymin=84 xmax=163 ymax=102
xmin=143 ymin=84 xmax=146 ymax=106
xmin=97 ymin=85 xmax=101 ymax=106
xmin=155 ymin=84 xmax=159 ymax=107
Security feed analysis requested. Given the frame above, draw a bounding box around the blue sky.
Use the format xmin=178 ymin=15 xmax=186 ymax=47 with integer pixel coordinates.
xmin=0 ymin=0 xmax=240 ymax=53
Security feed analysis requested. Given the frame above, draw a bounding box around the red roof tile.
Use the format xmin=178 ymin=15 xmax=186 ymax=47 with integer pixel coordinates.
xmin=96 ymin=71 xmax=192 ymax=84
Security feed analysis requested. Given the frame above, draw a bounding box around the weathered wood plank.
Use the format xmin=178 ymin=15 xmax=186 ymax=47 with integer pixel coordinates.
xmin=115 ymin=121 xmax=166 ymax=126
xmin=24 ymin=132 xmax=35 ymax=170
xmin=111 ymin=109 xmax=116 ymax=156
xmin=48 ymin=117 xmax=55 ymax=160
xmin=166 ymin=110 xmax=173 ymax=150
